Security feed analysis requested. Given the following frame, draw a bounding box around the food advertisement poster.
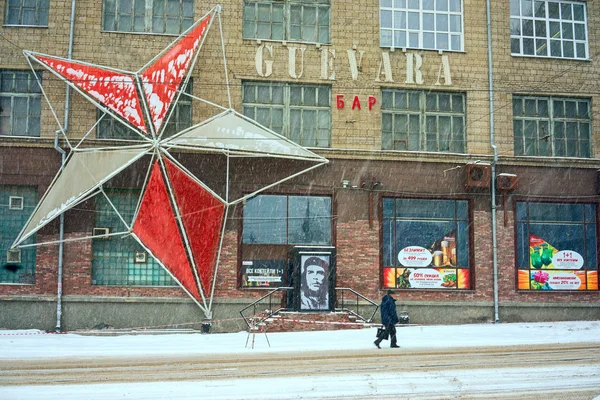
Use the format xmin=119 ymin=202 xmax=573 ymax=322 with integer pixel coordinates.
xmin=529 ymin=234 xmax=583 ymax=270
xmin=518 ymin=270 xmax=598 ymax=290
xmin=384 ymin=267 xmax=470 ymax=289
xmin=398 ymin=231 xmax=457 ymax=268
xmin=241 ymin=260 xmax=285 ymax=288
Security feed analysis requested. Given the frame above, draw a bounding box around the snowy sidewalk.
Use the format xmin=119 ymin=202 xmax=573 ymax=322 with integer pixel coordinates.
xmin=1 ymin=320 xmax=599 ymax=360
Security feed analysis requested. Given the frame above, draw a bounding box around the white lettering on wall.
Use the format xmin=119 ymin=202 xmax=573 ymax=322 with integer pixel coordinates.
xmin=255 ymin=44 xmax=273 ymax=77
xmin=435 ymin=55 xmax=452 ymax=86
xmin=375 ymin=51 xmax=393 ymax=82
xmin=405 ymin=53 xmax=424 ymax=85
xmin=347 ymin=49 xmax=366 ymax=81
xmin=288 ymin=46 xmax=307 ymax=79
xmin=320 ymin=48 xmax=336 ymax=80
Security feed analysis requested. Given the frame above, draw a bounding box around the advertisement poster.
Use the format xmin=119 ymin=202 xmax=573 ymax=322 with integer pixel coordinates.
xmin=384 ymin=267 xmax=470 ymax=290
xmin=299 ymin=254 xmax=330 ymax=311
xmin=241 ymin=260 xmax=285 ymax=288
xmin=398 ymin=231 xmax=457 ymax=269
xmin=529 ymin=234 xmax=583 ymax=270
xmin=517 ymin=269 xmax=593 ymax=290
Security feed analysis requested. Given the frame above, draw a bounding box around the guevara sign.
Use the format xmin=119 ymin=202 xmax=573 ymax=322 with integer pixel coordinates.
xmin=255 ymin=44 xmax=453 ymax=85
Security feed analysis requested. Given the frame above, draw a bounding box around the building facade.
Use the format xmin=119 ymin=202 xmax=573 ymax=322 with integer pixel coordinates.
xmin=1 ymin=0 xmax=599 ymax=332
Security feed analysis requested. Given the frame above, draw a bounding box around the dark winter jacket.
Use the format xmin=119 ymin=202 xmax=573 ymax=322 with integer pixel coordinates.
xmin=380 ymin=294 xmax=399 ymax=326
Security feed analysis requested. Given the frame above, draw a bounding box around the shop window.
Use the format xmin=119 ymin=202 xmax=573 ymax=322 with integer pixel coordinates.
xmin=382 ymin=89 xmax=466 ymax=153
xmin=380 ymin=0 xmax=464 ymax=51
xmin=5 ymin=0 xmax=49 ymax=26
xmin=513 ymin=96 xmax=591 ymax=157
xmin=243 ymin=81 xmax=331 ymax=148
xmin=243 ymin=0 xmax=330 ymax=44
xmin=382 ymin=197 xmax=471 ymax=290
xmin=91 ymin=189 xmax=176 ymax=286
xmin=241 ymin=194 xmax=332 ymax=288
xmin=516 ymin=201 xmax=598 ymax=291
xmin=0 ymin=185 xmax=37 ymax=284
xmin=102 ymin=0 xmax=194 ymax=34
xmin=0 ymin=70 xmax=42 ymax=137
xmin=97 ymin=80 xmax=192 ymax=139
xmin=510 ymin=0 xmax=588 ymax=59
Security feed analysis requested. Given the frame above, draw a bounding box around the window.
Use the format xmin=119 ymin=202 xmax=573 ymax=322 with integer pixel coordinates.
xmin=5 ymin=0 xmax=49 ymax=26
xmin=92 ymin=189 xmax=176 ymax=286
xmin=0 ymin=70 xmax=42 ymax=137
xmin=243 ymin=0 xmax=330 ymax=44
xmin=97 ymin=80 xmax=192 ymax=139
xmin=510 ymin=0 xmax=588 ymax=59
xmin=243 ymin=82 xmax=331 ymax=147
xmin=516 ymin=201 xmax=598 ymax=291
xmin=102 ymin=0 xmax=194 ymax=34
xmin=513 ymin=96 xmax=591 ymax=157
xmin=382 ymin=198 xmax=471 ymax=290
xmin=382 ymin=89 xmax=465 ymax=153
xmin=0 ymin=186 xmax=37 ymax=285
xmin=241 ymin=194 xmax=332 ymax=288
xmin=380 ymin=0 xmax=463 ymax=51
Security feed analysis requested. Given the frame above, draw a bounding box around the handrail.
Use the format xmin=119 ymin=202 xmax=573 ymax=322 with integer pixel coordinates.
xmin=239 ymin=286 xmax=293 ymax=329
xmin=334 ymin=287 xmax=379 ymax=323
xmin=239 ymin=286 xmax=379 ymax=329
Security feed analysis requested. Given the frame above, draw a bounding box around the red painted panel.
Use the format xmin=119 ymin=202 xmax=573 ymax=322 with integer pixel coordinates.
xmin=132 ymin=161 xmax=201 ymax=300
xmin=140 ymin=15 xmax=211 ymax=134
xmin=35 ymin=55 xmax=147 ymax=133
xmin=164 ymin=158 xmax=225 ymax=295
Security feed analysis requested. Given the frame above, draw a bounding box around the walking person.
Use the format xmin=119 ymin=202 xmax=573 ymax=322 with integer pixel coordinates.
xmin=374 ymin=289 xmax=400 ymax=349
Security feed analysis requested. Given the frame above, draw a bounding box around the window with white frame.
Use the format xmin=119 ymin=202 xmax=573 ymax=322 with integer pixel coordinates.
xmin=513 ymin=96 xmax=591 ymax=157
xmin=4 ymin=0 xmax=49 ymax=26
xmin=380 ymin=0 xmax=463 ymax=51
xmin=97 ymin=80 xmax=192 ymax=139
xmin=510 ymin=0 xmax=588 ymax=59
xmin=102 ymin=0 xmax=194 ymax=34
xmin=242 ymin=82 xmax=331 ymax=148
xmin=0 ymin=70 xmax=42 ymax=137
xmin=382 ymin=89 xmax=466 ymax=153
xmin=242 ymin=0 xmax=330 ymax=44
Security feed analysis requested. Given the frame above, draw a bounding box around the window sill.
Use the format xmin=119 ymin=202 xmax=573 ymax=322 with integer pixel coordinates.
xmin=2 ymin=24 xmax=48 ymax=28
xmin=511 ymin=54 xmax=591 ymax=62
xmin=101 ymin=29 xmax=182 ymax=37
xmin=380 ymin=46 xmax=466 ymax=54
xmin=243 ymin=38 xmax=331 ymax=47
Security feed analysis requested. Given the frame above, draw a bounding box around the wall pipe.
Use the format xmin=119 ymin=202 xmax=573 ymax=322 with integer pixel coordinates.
xmin=486 ymin=0 xmax=500 ymax=323
xmin=55 ymin=0 xmax=77 ymax=333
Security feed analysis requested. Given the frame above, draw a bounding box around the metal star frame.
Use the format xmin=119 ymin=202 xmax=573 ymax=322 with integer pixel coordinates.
xmin=13 ymin=5 xmax=328 ymax=319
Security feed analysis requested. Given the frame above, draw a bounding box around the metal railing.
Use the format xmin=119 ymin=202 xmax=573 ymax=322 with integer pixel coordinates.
xmin=239 ymin=286 xmax=378 ymax=329
xmin=239 ymin=287 xmax=293 ymax=329
xmin=334 ymin=287 xmax=379 ymax=323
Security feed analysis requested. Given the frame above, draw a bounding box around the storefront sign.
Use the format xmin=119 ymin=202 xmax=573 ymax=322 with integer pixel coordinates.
xmin=255 ymin=44 xmax=452 ymax=85
xmin=406 ymin=268 xmax=457 ymax=289
xmin=398 ymin=246 xmax=432 ymax=267
xmin=552 ymin=250 xmax=584 ymax=270
xmin=241 ymin=260 xmax=285 ymax=288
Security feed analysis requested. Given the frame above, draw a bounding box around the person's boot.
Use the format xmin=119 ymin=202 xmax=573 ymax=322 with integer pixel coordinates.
xmin=374 ymin=341 xmax=381 ymax=349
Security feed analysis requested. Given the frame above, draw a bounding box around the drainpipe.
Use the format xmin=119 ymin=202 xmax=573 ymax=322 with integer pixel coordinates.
xmin=486 ymin=0 xmax=500 ymax=323
xmin=55 ymin=0 xmax=77 ymax=333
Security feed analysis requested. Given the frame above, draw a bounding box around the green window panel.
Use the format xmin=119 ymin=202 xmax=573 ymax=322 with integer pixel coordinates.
xmin=382 ymin=89 xmax=465 ymax=153
xmin=91 ymin=189 xmax=175 ymax=286
xmin=102 ymin=0 xmax=194 ymax=34
xmin=0 ymin=185 xmax=37 ymax=284
xmin=242 ymin=81 xmax=331 ymax=148
xmin=5 ymin=0 xmax=49 ymax=26
xmin=513 ymin=96 xmax=591 ymax=158
xmin=243 ymin=0 xmax=330 ymax=44
xmin=0 ymin=70 xmax=42 ymax=138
